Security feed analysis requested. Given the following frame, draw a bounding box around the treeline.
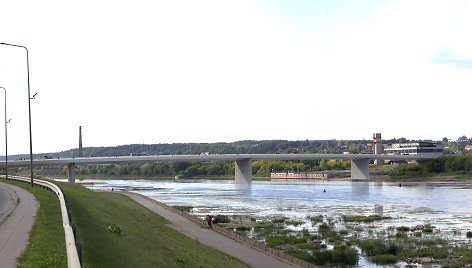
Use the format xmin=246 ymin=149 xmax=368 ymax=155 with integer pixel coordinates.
xmin=391 ymin=154 xmax=472 ymax=177
xmin=54 ymin=160 xmax=351 ymax=178
xmin=7 ymin=138 xmax=413 ymax=160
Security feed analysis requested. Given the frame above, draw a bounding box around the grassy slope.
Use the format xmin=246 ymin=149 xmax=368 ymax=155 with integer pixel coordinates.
xmin=56 ymin=182 xmax=248 ymax=268
xmin=0 ymin=178 xmax=67 ymax=267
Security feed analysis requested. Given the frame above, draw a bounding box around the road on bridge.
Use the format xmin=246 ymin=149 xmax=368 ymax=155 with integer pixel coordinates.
xmin=0 ymin=181 xmax=39 ymax=268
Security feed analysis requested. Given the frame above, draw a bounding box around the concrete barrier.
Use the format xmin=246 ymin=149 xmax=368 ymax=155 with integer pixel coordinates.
xmin=0 ymin=175 xmax=81 ymax=268
xmin=135 ymin=193 xmax=319 ymax=268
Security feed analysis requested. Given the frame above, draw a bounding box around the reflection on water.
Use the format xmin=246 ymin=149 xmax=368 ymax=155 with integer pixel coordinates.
xmin=65 ymin=178 xmax=472 ymax=238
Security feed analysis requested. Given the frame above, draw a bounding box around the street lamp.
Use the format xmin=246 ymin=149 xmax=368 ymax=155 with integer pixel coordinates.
xmin=0 ymin=87 xmax=11 ymax=180
xmin=0 ymin=42 xmax=34 ymax=186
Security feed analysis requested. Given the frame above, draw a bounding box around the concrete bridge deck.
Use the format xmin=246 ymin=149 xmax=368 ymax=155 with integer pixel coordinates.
xmin=0 ymin=153 xmax=438 ymax=183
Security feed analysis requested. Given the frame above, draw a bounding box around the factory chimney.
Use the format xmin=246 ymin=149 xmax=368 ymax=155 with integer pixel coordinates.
xmin=79 ymin=126 xmax=83 ymax=157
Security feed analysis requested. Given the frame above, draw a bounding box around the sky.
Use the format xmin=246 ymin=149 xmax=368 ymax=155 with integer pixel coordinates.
xmin=0 ymin=0 xmax=471 ymax=155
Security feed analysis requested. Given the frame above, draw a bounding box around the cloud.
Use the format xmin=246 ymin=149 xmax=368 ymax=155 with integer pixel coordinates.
xmin=429 ymin=48 xmax=472 ymax=69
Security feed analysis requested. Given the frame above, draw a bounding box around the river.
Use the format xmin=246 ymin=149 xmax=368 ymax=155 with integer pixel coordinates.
xmin=71 ymin=178 xmax=472 ymax=237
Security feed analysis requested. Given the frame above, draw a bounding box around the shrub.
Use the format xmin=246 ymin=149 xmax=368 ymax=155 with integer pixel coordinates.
xmin=215 ymin=215 xmax=231 ymax=223
xmin=286 ymin=220 xmax=304 ymax=226
xmin=333 ymin=246 xmax=359 ymax=265
xmin=266 ymin=237 xmax=285 ymax=248
xmin=272 ymin=217 xmax=286 ymax=223
xmin=235 ymin=226 xmax=251 ymax=231
xmin=301 ymin=228 xmax=310 ymax=237
xmin=296 ymin=243 xmax=320 ymax=250
xmin=372 ymin=254 xmax=398 ymax=264
xmin=396 ymin=226 xmax=410 ymax=232
xmin=312 ymin=247 xmax=358 ymax=265
xmin=308 ymin=215 xmax=323 ymax=223
xmin=284 ymin=249 xmax=314 ymax=263
xmin=313 ymin=250 xmax=333 ymax=265
xmin=466 ymin=231 xmax=472 ymax=238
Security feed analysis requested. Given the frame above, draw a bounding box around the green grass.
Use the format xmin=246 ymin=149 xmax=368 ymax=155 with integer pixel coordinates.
xmin=55 ymin=181 xmax=248 ymax=268
xmin=0 ymin=178 xmax=67 ymax=267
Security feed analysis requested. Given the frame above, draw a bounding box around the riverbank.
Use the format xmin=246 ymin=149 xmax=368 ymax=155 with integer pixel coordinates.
xmin=54 ymin=181 xmax=249 ymax=267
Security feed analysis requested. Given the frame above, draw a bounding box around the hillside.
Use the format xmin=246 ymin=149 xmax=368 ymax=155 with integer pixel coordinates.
xmin=5 ymin=138 xmax=410 ymax=160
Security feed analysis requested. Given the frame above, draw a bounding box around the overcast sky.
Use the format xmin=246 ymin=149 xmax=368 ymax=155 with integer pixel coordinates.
xmin=0 ymin=0 xmax=471 ymax=155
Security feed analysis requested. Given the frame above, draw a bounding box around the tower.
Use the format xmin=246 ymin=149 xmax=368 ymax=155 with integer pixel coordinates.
xmin=79 ymin=126 xmax=83 ymax=157
xmin=373 ymin=133 xmax=382 ymax=155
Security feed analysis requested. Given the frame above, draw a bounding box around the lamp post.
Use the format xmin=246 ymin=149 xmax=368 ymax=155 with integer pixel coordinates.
xmin=0 ymin=42 xmax=34 ymax=186
xmin=0 ymin=87 xmax=10 ymax=180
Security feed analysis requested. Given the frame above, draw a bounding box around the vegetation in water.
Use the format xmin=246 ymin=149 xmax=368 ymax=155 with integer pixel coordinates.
xmin=213 ymin=212 xmax=472 ymax=267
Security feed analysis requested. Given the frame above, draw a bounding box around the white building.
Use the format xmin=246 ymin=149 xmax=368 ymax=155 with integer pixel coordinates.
xmin=384 ymin=141 xmax=444 ymax=157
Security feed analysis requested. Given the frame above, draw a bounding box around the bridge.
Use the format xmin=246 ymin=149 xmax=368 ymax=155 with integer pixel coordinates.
xmin=0 ymin=153 xmax=439 ymax=183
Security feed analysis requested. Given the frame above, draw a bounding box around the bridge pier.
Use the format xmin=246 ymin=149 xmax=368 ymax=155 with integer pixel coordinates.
xmin=68 ymin=163 xmax=76 ymax=183
xmin=351 ymin=158 xmax=369 ymax=180
xmin=235 ymin=159 xmax=252 ymax=184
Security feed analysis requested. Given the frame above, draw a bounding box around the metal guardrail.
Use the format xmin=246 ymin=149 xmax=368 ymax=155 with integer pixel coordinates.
xmin=0 ymin=175 xmax=81 ymax=268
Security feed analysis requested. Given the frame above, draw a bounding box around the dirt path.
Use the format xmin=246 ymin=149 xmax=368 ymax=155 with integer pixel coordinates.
xmin=0 ymin=182 xmax=39 ymax=268
xmin=120 ymin=192 xmax=295 ymax=268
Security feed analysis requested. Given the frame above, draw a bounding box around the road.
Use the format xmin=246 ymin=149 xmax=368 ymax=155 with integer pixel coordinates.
xmin=121 ymin=192 xmax=297 ymax=268
xmin=0 ymin=181 xmax=39 ymax=268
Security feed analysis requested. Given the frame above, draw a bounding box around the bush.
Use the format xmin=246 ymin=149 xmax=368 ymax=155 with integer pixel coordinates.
xmin=333 ymin=246 xmax=359 ymax=265
xmin=396 ymin=226 xmax=410 ymax=232
xmin=266 ymin=237 xmax=285 ymax=248
xmin=272 ymin=217 xmax=286 ymax=223
xmin=215 ymin=215 xmax=231 ymax=223
xmin=296 ymin=243 xmax=320 ymax=250
xmin=466 ymin=231 xmax=472 ymax=238
xmin=308 ymin=215 xmax=323 ymax=223
xmin=313 ymin=250 xmax=333 ymax=265
xmin=372 ymin=254 xmax=398 ymax=264
xmin=235 ymin=226 xmax=251 ymax=231
xmin=312 ymin=247 xmax=358 ymax=265
xmin=284 ymin=249 xmax=314 ymax=263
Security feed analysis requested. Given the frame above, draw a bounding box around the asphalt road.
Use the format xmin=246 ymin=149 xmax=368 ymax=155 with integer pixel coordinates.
xmin=0 ymin=181 xmax=39 ymax=268
xmin=0 ymin=183 xmax=15 ymax=222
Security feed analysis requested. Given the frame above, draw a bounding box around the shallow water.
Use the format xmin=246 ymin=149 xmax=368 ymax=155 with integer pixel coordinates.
xmin=71 ymin=178 xmax=472 ymax=235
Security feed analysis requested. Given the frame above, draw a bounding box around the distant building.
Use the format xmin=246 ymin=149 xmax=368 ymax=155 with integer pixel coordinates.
xmin=384 ymin=141 xmax=444 ymax=156
xmin=465 ymin=145 xmax=472 ymax=151
xmin=373 ymin=133 xmax=383 ymax=154
xmin=456 ymin=139 xmax=470 ymax=146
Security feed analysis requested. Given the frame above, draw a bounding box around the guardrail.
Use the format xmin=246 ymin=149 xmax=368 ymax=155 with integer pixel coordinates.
xmin=0 ymin=175 xmax=82 ymax=268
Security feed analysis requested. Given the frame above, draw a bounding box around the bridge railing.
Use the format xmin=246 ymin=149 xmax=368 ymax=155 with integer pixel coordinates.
xmin=0 ymin=175 xmax=81 ymax=268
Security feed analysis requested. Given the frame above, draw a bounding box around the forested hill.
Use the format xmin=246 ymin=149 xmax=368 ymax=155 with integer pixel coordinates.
xmin=8 ymin=138 xmax=409 ymax=160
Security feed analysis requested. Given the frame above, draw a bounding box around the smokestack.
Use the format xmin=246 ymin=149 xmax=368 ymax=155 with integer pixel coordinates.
xmin=79 ymin=126 xmax=83 ymax=157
